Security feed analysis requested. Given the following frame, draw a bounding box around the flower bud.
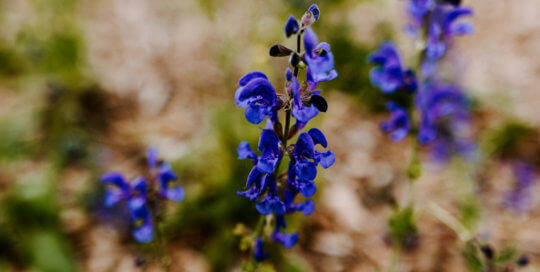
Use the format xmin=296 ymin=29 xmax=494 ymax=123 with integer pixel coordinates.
xmin=289 ymin=52 xmax=301 ymax=67
xmin=301 ymin=4 xmax=320 ymax=26
xmin=269 ymin=44 xmax=293 ymax=57
xmin=310 ymin=95 xmax=328 ymax=112
xmin=284 ymin=16 xmax=299 ymax=37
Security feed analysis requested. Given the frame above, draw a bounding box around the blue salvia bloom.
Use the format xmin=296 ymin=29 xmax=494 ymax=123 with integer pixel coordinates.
xmin=272 ymin=215 xmax=299 ymax=248
xmin=235 ymin=4 xmax=336 ymax=260
xmin=100 ymin=147 xmax=184 ymax=243
xmin=234 ymin=72 xmax=280 ymax=124
xmin=368 ymin=42 xmax=417 ymax=94
xmin=380 ymin=102 xmax=411 ymax=142
xmin=504 ymin=162 xmax=537 ymax=214
xmin=304 ymin=27 xmax=337 ymax=83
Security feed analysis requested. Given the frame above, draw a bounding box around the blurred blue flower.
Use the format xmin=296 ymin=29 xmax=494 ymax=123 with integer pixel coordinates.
xmin=406 ymin=0 xmax=434 ymax=36
xmin=368 ymin=41 xmax=417 ymax=93
xmin=235 ymin=72 xmax=280 ymax=124
xmin=127 ymin=178 xmax=153 ymax=243
xmin=253 ymin=238 xmax=268 ymax=262
xmin=416 ymin=82 xmax=475 ymax=162
xmin=147 ymin=147 xmax=185 ymax=202
xmin=504 ymin=162 xmax=537 ymax=214
xmin=380 ymin=102 xmax=410 ymax=142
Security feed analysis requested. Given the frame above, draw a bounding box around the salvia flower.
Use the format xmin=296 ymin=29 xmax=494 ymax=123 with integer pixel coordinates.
xmin=235 ymin=72 xmax=280 ymax=124
xmin=100 ymin=147 xmax=184 ymax=243
xmin=504 ymin=162 xmax=537 ymax=214
xmin=368 ymin=41 xmax=417 ymax=94
xmin=304 ymin=27 xmax=338 ymax=84
xmin=236 ymin=4 xmax=336 ymax=261
xmin=380 ymin=102 xmax=411 ymax=142
xmin=272 ymin=216 xmax=299 ymax=248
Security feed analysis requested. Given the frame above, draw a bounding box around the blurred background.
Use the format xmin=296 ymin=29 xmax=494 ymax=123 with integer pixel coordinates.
xmin=0 ymin=0 xmax=539 ymax=271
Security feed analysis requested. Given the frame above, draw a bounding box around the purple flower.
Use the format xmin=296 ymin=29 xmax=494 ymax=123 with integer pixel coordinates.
xmin=285 ymin=16 xmax=299 ymax=37
xmin=369 ymin=42 xmax=417 ymax=93
xmin=284 ymin=189 xmax=315 ymax=215
xmin=288 ymin=129 xmax=335 ymax=197
xmin=147 ymin=147 xmax=185 ymax=202
xmin=416 ymin=82 xmax=475 ymax=162
xmin=272 ymin=216 xmax=299 ymax=248
xmin=504 ymin=162 xmax=537 ymax=214
xmin=101 ymin=172 xmax=132 ymax=207
xmin=422 ymin=4 xmax=474 ymax=75
xmin=253 ymin=238 xmax=268 ymax=262
xmin=101 ymin=174 xmax=154 ymax=243
xmin=406 ymin=0 xmax=434 ymax=36
xmin=380 ymin=102 xmax=410 ymax=142
xmin=290 ymin=77 xmax=320 ymax=123
xmin=235 ymin=72 xmax=280 ymax=124
xmin=304 ymin=27 xmax=338 ymax=84
xmin=127 ymin=178 xmax=153 ymax=243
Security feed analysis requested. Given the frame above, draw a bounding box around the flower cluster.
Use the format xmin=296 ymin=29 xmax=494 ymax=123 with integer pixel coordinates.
xmin=369 ymin=0 xmax=475 ymax=163
xmin=100 ymin=148 xmax=185 ymax=243
xmin=235 ymin=4 xmax=336 ymax=261
xmin=504 ymin=162 xmax=537 ymax=214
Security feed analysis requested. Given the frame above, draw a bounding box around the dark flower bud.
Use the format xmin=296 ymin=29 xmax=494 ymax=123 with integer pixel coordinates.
xmin=310 ymin=95 xmax=328 ymax=112
xmin=289 ymin=52 xmax=301 ymax=67
xmin=273 ymin=122 xmax=284 ymax=140
xmin=284 ymin=16 xmax=299 ymax=37
xmin=516 ymin=255 xmax=530 ymax=267
xmin=441 ymin=0 xmax=461 ymax=6
xmin=287 ymin=125 xmax=298 ymax=140
xmin=480 ymin=245 xmax=494 ymax=260
xmin=301 ymin=4 xmax=320 ymax=26
xmin=270 ymin=44 xmax=294 ymax=57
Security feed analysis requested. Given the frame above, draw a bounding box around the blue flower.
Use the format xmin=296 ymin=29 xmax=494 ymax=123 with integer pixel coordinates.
xmin=237 ymin=130 xmax=284 ymax=214
xmin=381 ymin=102 xmax=410 ymax=142
xmin=284 ymin=189 xmax=315 ymax=215
xmin=504 ymin=162 xmax=537 ymax=214
xmin=416 ymin=82 xmax=475 ymax=162
xmin=304 ymin=27 xmax=338 ymax=84
xmin=235 ymin=72 xmax=280 ymax=124
xmin=406 ymin=0 xmax=434 ymax=36
xmin=369 ymin=41 xmax=417 ymax=94
xmin=126 ymin=177 xmax=153 ymax=243
xmin=290 ymin=77 xmax=320 ymax=123
xmin=101 ymin=172 xmax=131 ymax=207
xmin=272 ymin=216 xmax=299 ymax=248
xmin=284 ymin=16 xmax=299 ymax=38
xmin=147 ymin=147 xmax=185 ymax=202
xmin=288 ymin=129 xmax=335 ymax=197
xmin=422 ymin=4 xmax=473 ymax=75
xmin=253 ymin=238 xmax=268 ymax=262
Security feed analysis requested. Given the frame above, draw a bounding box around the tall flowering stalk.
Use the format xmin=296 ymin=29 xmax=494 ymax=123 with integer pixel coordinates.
xmin=368 ymin=0 xmax=475 ymax=257
xmin=100 ymin=147 xmax=185 ymax=270
xmin=235 ymin=4 xmax=336 ymax=263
